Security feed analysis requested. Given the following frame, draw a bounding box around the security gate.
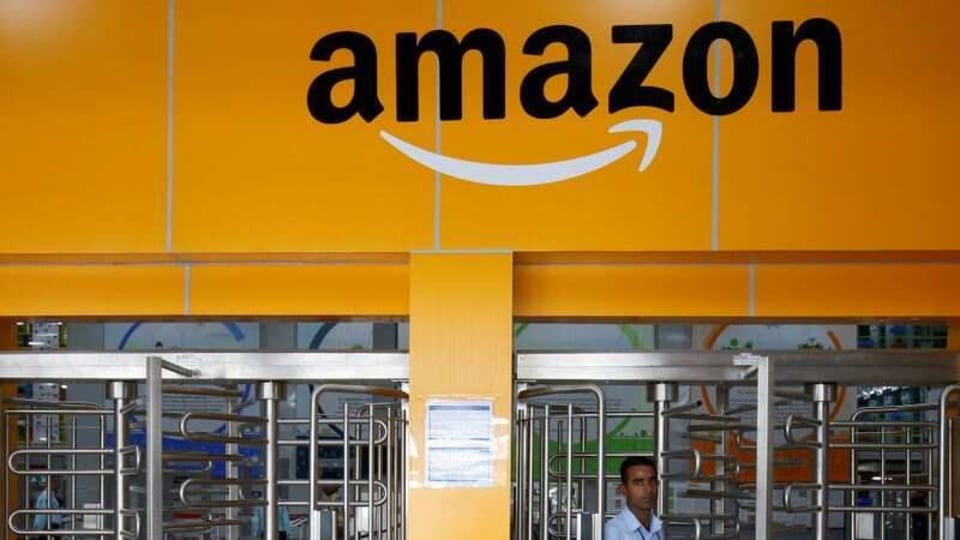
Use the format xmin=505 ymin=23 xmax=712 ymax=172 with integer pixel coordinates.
xmin=514 ymin=351 xmax=960 ymax=540
xmin=1 ymin=352 xmax=409 ymax=540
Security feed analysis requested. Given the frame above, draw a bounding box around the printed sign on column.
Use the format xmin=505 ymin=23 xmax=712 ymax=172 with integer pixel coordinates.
xmin=425 ymin=399 xmax=494 ymax=488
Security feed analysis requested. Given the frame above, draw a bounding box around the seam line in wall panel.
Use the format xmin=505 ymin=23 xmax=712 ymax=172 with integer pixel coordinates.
xmin=433 ymin=0 xmax=443 ymax=250
xmin=711 ymin=0 xmax=721 ymax=251
xmin=166 ymin=0 xmax=176 ymax=252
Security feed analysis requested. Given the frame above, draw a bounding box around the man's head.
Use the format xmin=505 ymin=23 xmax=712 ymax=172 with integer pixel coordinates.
xmin=618 ymin=456 xmax=658 ymax=517
xmin=39 ymin=476 xmax=60 ymax=494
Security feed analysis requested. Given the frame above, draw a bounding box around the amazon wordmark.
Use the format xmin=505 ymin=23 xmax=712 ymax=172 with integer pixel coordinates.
xmin=307 ymin=20 xmax=842 ymax=124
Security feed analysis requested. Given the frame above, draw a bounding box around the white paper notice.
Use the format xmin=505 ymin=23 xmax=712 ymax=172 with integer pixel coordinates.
xmin=426 ymin=400 xmax=494 ymax=487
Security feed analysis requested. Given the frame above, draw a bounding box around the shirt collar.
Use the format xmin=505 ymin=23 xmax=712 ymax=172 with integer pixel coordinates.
xmin=618 ymin=507 xmax=662 ymax=535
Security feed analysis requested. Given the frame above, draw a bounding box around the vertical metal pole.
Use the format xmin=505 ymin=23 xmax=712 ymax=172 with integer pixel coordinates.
xmin=648 ymin=383 xmax=677 ymax=517
xmin=928 ymin=415 xmax=935 ymax=540
xmin=24 ymin=409 xmax=32 ymax=537
xmin=579 ymin=415 xmax=586 ymax=534
xmin=740 ymin=355 xmax=775 ymax=540
xmin=881 ymin=417 xmax=887 ymax=540
xmin=809 ymin=383 xmax=836 ymax=540
xmin=906 ymin=423 xmax=913 ymax=540
xmin=596 ymin=392 xmax=605 ymax=540
xmin=367 ymin=405 xmax=374 ymax=540
xmin=70 ymin=417 xmax=77 ymax=515
xmin=566 ymin=405 xmax=573 ymax=540
xmin=342 ymin=403 xmax=350 ymax=540
xmin=400 ymin=388 xmax=408 ymax=540
xmin=309 ymin=388 xmax=319 ymax=540
xmin=376 ymin=408 xmax=393 ymax=540
xmin=939 ymin=385 xmax=960 ymax=540
xmin=46 ymin=402 xmax=52 ymax=533
xmin=99 ymin=415 xmax=106 ymax=540
xmin=354 ymin=407 xmax=362 ymax=540
xmin=526 ymin=408 xmax=535 ymax=540
xmin=400 ymin=407 xmax=407 ymax=540
xmin=146 ymin=358 xmax=164 ymax=540
xmin=261 ymin=382 xmax=281 ymax=540
xmin=108 ymin=382 xmax=134 ymax=540
xmin=516 ymin=406 xmax=526 ymax=540
xmin=2 ymin=409 xmax=9 ymax=540
xmin=714 ymin=385 xmax=730 ymax=536
xmin=386 ymin=408 xmax=395 ymax=540
xmin=226 ymin=385 xmax=241 ymax=540
xmin=849 ymin=417 xmax=857 ymax=540
xmin=542 ymin=406 xmax=550 ymax=540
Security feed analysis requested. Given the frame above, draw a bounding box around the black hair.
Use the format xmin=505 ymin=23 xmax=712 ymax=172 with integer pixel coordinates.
xmin=619 ymin=456 xmax=657 ymax=485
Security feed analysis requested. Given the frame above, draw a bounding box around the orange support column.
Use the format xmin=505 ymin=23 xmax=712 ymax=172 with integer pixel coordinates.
xmin=408 ymin=253 xmax=513 ymax=540
xmin=1 ymin=320 xmax=18 ymax=540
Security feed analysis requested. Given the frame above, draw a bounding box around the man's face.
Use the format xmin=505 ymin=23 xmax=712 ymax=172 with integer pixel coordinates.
xmin=620 ymin=464 xmax=658 ymax=513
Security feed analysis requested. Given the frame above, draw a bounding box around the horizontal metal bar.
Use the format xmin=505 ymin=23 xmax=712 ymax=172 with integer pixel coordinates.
xmin=684 ymin=489 xmax=752 ymax=500
xmin=517 ymin=350 xmax=960 ymax=384
xmin=834 ymin=421 xmax=938 ymax=428
xmin=0 ymin=352 xmax=409 ymax=381
xmin=163 ymin=452 xmax=250 ymax=462
xmin=4 ymin=409 xmax=111 ymax=416
xmin=852 ymin=403 xmax=940 ymax=420
xmin=168 ymin=432 xmax=266 ymax=444
xmin=180 ymin=412 xmax=267 ymax=424
xmin=163 ymin=519 xmax=247 ymax=533
xmin=828 ymin=506 xmax=937 ymax=513
xmin=660 ymin=513 xmax=739 ymax=521
xmin=659 ymin=401 xmax=703 ymax=416
xmin=157 ymin=358 xmax=199 ymax=377
xmin=2 ymin=397 xmax=104 ymax=410
xmin=775 ymin=390 xmax=812 ymax=402
xmin=832 ymin=442 xmax=937 ymax=449
xmin=829 ymin=484 xmax=936 ymax=492
xmin=668 ymin=412 xmax=740 ymax=421
xmin=523 ymin=410 xmax=652 ymax=420
xmin=162 ymin=385 xmax=243 ymax=398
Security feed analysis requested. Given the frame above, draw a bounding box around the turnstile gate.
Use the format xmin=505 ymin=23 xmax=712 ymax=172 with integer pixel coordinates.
xmin=1 ymin=352 xmax=409 ymax=540
xmin=514 ymin=351 xmax=960 ymax=540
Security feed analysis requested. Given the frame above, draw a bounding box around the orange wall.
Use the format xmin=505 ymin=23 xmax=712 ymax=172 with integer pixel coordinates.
xmin=516 ymin=260 xmax=960 ymax=320
xmin=0 ymin=261 xmax=408 ymax=318
xmin=2 ymin=1 xmax=958 ymax=254
xmin=408 ymin=254 xmax=513 ymax=540
xmin=0 ymin=1 xmax=167 ymax=254
xmin=2 ymin=258 xmax=960 ymax=319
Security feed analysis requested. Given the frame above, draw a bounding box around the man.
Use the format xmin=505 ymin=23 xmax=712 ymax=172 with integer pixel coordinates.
xmin=32 ymin=477 xmax=63 ymax=540
xmin=604 ymin=456 xmax=662 ymax=540
xmin=250 ymin=491 xmax=293 ymax=540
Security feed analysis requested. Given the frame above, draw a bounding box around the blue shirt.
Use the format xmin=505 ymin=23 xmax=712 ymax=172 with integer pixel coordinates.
xmin=604 ymin=507 xmax=663 ymax=540
xmin=251 ymin=505 xmax=292 ymax=537
xmin=32 ymin=488 xmax=62 ymax=530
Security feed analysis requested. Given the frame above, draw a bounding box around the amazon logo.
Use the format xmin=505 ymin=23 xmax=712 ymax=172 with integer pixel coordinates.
xmin=307 ymin=20 xmax=842 ymax=186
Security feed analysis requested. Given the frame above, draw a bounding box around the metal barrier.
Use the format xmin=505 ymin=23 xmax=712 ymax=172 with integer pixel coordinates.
xmin=0 ymin=352 xmax=410 ymax=540
xmin=3 ymin=396 xmax=129 ymax=539
xmin=514 ymin=351 xmax=960 ymax=540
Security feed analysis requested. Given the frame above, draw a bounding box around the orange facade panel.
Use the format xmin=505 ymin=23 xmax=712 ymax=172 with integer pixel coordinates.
xmin=755 ymin=264 xmax=960 ymax=318
xmin=408 ymin=253 xmax=513 ymax=540
xmin=2 ymin=2 xmax=959 ymax=254
xmin=188 ymin=263 xmax=408 ymax=317
xmin=516 ymin=263 xmax=750 ymax=318
xmin=719 ymin=1 xmax=960 ymax=251
xmin=0 ymin=0 xmax=167 ymax=253
xmin=172 ymin=1 xmax=436 ymax=253
xmin=439 ymin=0 xmax=715 ymax=251
xmin=0 ymin=265 xmax=184 ymax=317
